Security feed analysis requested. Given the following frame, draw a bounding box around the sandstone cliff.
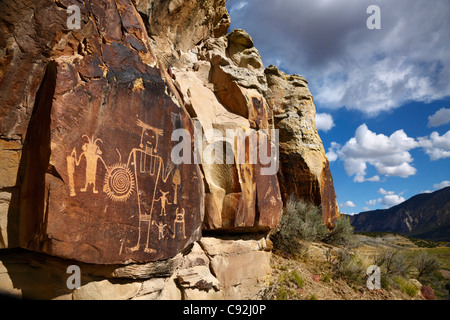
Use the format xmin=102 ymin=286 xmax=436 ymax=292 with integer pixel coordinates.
xmin=0 ymin=0 xmax=339 ymax=299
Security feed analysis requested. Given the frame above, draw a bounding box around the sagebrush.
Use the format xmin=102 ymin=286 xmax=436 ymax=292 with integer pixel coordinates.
xmin=271 ymin=196 xmax=354 ymax=255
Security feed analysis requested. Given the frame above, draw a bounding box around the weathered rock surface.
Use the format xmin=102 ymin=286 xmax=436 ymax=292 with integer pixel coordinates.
xmin=200 ymin=236 xmax=271 ymax=300
xmin=1 ymin=0 xmax=203 ymax=264
xmin=265 ymin=65 xmax=339 ymax=225
xmin=0 ymin=235 xmax=269 ymax=300
xmin=1 ymin=0 xmax=340 ymax=299
xmin=171 ymin=29 xmax=283 ymax=232
xmin=134 ymin=0 xmax=230 ymax=67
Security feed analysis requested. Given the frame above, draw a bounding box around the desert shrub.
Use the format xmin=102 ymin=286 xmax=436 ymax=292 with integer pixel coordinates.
xmin=393 ymin=277 xmax=419 ymax=297
xmin=261 ymin=269 xmax=305 ymax=300
xmin=322 ymin=215 xmax=355 ymax=246
xmin=333 ymin=249 xmax=365 ymax=285
xmin=322 ymin=273 xmax=332 ymax=283
xmin=271 ymin=197 xmax=327 ymax=255
xmin=380 ymin=275 xmax=391 ymax=290
xmin=290 ymin=270 xmax=305 ymax=288
xmin=308 ymin=294 xmax=318 ymax=300
xmin=272 ymin=196 xmax=356 ymax=256
xmin=415 ymin=252 xmax=440 ymax=279
xmin=275 ymin=287 xmax=289 ymax=300
xmin=374 ymin=249 xmax=409 ymax=276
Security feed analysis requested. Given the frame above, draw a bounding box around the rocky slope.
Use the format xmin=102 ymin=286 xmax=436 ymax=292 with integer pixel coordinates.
xmin=0 ymin=0 xmax=339 ymax=299
xmin=350 ymin=187 xmax=450 ymax=242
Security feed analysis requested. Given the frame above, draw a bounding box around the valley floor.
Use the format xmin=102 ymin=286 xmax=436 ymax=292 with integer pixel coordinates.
xmin=259 ymin=234 xmax=450 ymax=300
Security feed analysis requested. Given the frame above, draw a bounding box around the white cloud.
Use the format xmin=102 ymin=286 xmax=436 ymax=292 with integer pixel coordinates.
xmin=227 ymin=0 xmax=450 ymax=115
xmin=378 ymin=188 xmax=395 ymax=195
xmin=418 ymin=130 xmax=450 ymax=160
xmin=326 ymin=142 xmax=340 ymax=162
xmin=330 ymin=124 xmax=418 ymax=182
xmin=229 ymin=1 xmax=248 ymax=13
xmin=433 ymin=180 xmax=450 ymax=190
xmin=316 ymin=113 xmax=335 ymax=132
xmin=326 ymin=149 xmax=338 ymax=162
xmin=365 ymin=175 xmax=380 ymax=182
xmin=378 ymin=194 xmax=406 ymax=207
xmin=376 ymin=188 xmax=406 ymax=207
xmin=340 ymin=200 xmax=356 ymax=208
xmin=428 ymin=108 xmax=450 ymax=127
xmin=365 ymin=199 xmax=377 ymax=206
xmin=362 ymin=207 xmax=370 ymax=211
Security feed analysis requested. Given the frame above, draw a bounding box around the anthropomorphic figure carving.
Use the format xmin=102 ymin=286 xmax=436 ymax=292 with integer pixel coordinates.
xmin=67 ymin=135 xmax=106 ymax=196
xmin=155 ymin=190 xmax=171 ymax=216
xmin=79 ymin=135 xmax=104 ymax=193
xmin=152 ymin=221 xmax=168 ymax=240
xmin=173 ymin=207 xmax=186 ymax=239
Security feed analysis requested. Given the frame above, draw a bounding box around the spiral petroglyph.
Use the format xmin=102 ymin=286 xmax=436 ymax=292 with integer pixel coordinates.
xmin=104 ymin=163 xmax=135 ymax=202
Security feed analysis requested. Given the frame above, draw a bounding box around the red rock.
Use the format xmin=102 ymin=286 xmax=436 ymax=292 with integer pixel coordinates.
xmin=312 ymin=274 xmax=320 ymax=282
xmin=2 ymin=0 xmax=203 ymax=264
xmin=421 ymin=286 xmax=435 ymax=300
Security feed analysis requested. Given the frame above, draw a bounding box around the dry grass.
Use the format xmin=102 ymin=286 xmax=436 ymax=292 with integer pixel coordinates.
xmin=259 ymin=233 xmax=450 ymax=300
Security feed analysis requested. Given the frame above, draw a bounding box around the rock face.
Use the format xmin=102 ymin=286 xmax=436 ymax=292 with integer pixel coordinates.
xmin=134 ymin=0 xmax=230 ymax=64
xmin=0 ymin=236 xmax=269 ymax=300
xmin=264 ymin=66 xmax=339 ymax=226
xmin=0 ymin=0 xmax=340 ymax=299
xmin=171 ymin=29 xmax=283 ymax=232
xmin=1 ymin=0 xmax=203 ymax=264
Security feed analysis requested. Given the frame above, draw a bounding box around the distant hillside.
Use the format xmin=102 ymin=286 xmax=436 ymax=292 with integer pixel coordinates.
xmin=349 ymin=187 xmax=450 ymax=242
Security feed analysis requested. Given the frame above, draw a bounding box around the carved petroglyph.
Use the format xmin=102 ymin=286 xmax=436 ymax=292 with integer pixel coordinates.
xmin=173 ymin=207 xmax=186 ymax=239
xmin=152 ymin=220 xmax=168 ymax=240
xmin=67 ymin=135 xmax=107 ymax=196
xmin=172 ymin=168 xmax=181 ymax=204
xmin=137 ymin=118 xmax=163 ymax=151
xmin=66 ymin=154 xmax=77 ymax=196
xmin=155 ymin=190 xmax=171 ymax=216
xmin=104 ymin=163 xmax=135 ymax=202
xmin=66 ymin=118 xmax=190 ymax=256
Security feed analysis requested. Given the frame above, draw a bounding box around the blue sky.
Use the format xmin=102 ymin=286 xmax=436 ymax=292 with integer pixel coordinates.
xmin=226 ymin=0 xmax=450 ymax=215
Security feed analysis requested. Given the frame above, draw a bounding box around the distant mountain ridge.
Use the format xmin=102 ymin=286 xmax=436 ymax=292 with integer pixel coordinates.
xmin=349 ymin=187 xmax=450 ymax=242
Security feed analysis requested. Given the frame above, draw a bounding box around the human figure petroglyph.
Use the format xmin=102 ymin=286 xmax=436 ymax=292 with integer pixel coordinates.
xmin=137 ymin=118 xmax=163 ymax=151
xmin=128 ymin=118 xmax=175 ymax=254
xmin=67 ymin=135 xmax=107 ymax=196
xmin=66 ymin=119 xmax=182 ymax=255
xmin=155 ymin=190 xmax=171 ymax=216
xmin=152 ymin=221 xmax=168 ymax=240
xmin=79 ymin=135 xmax=105 ymax=193
xmin=173 ymin=207 xmax=186 ymax=239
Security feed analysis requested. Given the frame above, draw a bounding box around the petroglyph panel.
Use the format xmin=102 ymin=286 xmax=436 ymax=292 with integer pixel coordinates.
xmin=19 ymin=62 xmax=203 ymax=264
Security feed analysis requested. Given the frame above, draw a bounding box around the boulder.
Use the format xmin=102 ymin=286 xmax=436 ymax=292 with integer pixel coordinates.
xmin=200 ymin=236 xmax=271 ymax=299
xmin=72 ymin=280 xmax=142 ymax=300
xmin=199 ymin=236 xmax=267 ymax=255
xmin=420 ymin=285 xmax=435 ymax=300
xmin=131 ymin=277 xmax=166 ymax=300
xmin=176 ymin=265 xmax=224 ymax=300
